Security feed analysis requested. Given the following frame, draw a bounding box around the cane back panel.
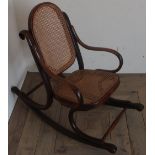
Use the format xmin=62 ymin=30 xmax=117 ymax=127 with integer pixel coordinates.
xmin=29 ymin=3 xmax=76 ymax=74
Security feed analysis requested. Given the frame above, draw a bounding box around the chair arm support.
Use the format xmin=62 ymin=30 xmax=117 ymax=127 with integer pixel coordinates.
xmin=50 ymin=74 xmax=84 ymax=106
xmin=71 ymin=26 xmax=123 ymax=73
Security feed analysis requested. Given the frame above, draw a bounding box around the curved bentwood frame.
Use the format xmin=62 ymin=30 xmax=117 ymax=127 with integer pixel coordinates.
xmin=11 ymin=3 xmax=144 ymax=153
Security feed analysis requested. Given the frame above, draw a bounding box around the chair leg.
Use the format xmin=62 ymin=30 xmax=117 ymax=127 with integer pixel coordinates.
xmin=106 ymin=97 xmax=144 ymax=111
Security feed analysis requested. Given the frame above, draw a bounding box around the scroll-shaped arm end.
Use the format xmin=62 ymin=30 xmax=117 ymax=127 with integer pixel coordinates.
xmin=19 ymin=30 xmax=29 ymax=40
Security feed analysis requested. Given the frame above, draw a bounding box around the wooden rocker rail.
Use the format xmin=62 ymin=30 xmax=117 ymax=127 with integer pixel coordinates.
xmin=11 ymin=86 xmax=117 ymax=153
xmin=11 ymin=3 xmax=144 ymax=154
xmin=11 ymin=82 xmax=144 ymax=154
xmin=11 ymin=85 xmax=143 ymax=153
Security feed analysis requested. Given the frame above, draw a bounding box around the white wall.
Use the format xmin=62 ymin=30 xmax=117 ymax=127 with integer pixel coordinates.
xmin=8 ymin=0 xmax=32 ymax=118
xmin=8 ymin=0 xmax=145 ymax=118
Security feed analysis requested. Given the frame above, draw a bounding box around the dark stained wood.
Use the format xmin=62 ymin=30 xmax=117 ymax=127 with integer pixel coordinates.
xmin=54 ymin=105 xmax=111 ymax=155
xmin=137 ymin=85 xmax=146 ymax=125
xmin=14 ymin=4 xmax=145 ymax=154
xmin=118 ymin=74 xmax=145 ymax=91
xmin=34 ymin=100 xmax=61 ymax=155
xmin=16 ymin=110 xmax=42 ymax=155
xmin=8 ymin=72 xmax=42 ymax=155
xmin=118 ymin=74 xmax=146 ymax=126
xmin=9 ymin=73 xmax=145 ymax=155
xmin=110 ymin=109 xmax=132 ymax=155
xmin=125 ymin=92 xmax=146 ymax=155
xmin=16 ymin=81 xmax=45 ymax=155
xmin=110 ymin=92 xmax=133 ymax=155
xmin=116 ymin=74 xmax=146 ymax=155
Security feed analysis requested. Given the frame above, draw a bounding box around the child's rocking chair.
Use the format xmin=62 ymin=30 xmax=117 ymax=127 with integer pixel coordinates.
xmin=11 ymin=2 xmax=144 ymax=153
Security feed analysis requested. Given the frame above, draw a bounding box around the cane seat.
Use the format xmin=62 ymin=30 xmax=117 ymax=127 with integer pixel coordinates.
xmin=53 ymin=69 xmax=119 ymax=105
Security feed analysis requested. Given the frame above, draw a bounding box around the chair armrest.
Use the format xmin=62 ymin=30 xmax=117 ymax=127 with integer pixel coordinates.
xmin=71 ymin=26 xmax=123 ymax=73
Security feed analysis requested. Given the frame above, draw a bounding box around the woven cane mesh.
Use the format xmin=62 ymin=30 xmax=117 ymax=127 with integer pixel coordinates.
xmin=31 ymin=4 xmax=75 ymax=74
xmin=53 ymin=70 xmax=120 ymax=105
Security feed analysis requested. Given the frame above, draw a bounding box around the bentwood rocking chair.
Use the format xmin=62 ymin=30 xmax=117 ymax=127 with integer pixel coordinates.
xmin=11 ymin=2 xmax=144 ymax=153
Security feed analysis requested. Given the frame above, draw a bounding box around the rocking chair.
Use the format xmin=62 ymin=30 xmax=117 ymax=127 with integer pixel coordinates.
xmin=11 ymin=2 xmax=144 ymax=153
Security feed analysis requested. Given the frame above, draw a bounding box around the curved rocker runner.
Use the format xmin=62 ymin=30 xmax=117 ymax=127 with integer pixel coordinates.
xmin=11 ymin=2 xmax=144 ymax=153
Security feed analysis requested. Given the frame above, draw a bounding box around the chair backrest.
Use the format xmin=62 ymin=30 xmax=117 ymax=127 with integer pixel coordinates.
xmin=28 ymin=2 xmax=76 ymax=75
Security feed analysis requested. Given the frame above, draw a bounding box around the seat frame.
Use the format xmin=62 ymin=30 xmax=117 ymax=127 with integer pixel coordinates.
xmin=11 ymin=3 xmax=144 ymax=153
